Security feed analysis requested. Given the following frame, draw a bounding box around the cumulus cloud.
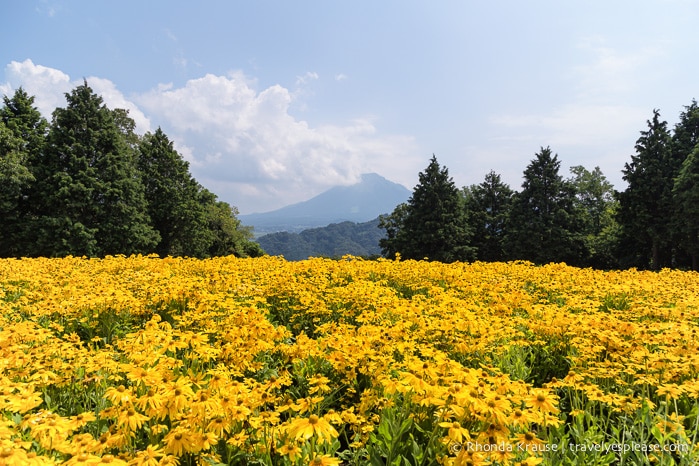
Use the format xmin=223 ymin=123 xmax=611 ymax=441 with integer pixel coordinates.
xmin=2 ymin=61 xmax=418 ymax=213
xmin=2 ymin=59 xmax=151 ymax=132
xmin=1 ymin=59 xmax=72 ymax=117
xmin=136 ymin=71 xmax=417 ymax=212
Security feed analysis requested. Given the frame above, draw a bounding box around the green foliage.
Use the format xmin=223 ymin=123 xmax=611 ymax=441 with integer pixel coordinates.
xmin=617 ymin=110 xmax=678 ymax=270
xmin=0 ymin=84 xmax=263 ymax=259
xmin=366 ymin=403 xmax=442 ymax=466
xmin=673 ymin=145 xmax=699 ymax=269
xmin=205 ymin=197 xmax=264 ymax=258
xmin=380 ymin=155 xmax=474 ymax=263
xmin=258 ymin=218 xmax=385 ymax=260
xmin=504 ymin=147 xmax=586 ymax=265
xmin=29 ymin=81 xmax=159 ymax=256
xmin=462 ymin=170 xmax=513 ymax=262
xmin=0 ymin=88 xmax=48 ymax=256
xmin=0 ymin=121 xmax=34 ymax=254
xmin=671 ymin=100 xmax=699 ymax=270
xmin=138 ymin=128 xmax=211 ymax=257
xmin=568 ymin=166 xmax=620 ymax=269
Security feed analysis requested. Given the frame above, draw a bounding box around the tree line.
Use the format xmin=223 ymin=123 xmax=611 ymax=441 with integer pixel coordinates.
xmin=0 ymin=83 xmax=264 ymax=259
xmin=380 ymin=100 xmax=699 ymax=270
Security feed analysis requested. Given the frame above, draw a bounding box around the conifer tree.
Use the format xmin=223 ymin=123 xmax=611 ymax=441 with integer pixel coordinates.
xmin=462 ymin=171 xmax=513 ymax=262
xmin=504 ymin=147 xmax=585 ymax=265
xmin=137 ymin=128 xmax=211 ymax=257
xmin=0 ymin=88 xmax=48 ymax=256
xmin=33 ymin=81 xmax=158 ymax=256
xmin=617 ymin=110 xmax=676 ymax=269
xmin=380 ymin=155 xmax=474 ymax=262
xmin=673 ymin=146 xmax=699 ymax=269
xmin=670 ymin=100 xmax=699 ymax=268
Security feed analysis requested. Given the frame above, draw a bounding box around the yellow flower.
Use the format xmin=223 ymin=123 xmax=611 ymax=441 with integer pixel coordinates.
xmin=526 ymin=389 xmax=558 ymax=414
xmin=105 ymin=385 xmax=133 ymax=406
xmin=286 ymin=414 xmax=339 ymax=444
xmin=514 ymin=432 xmax=546 ymax=452
xmin=97 ymin=454 xmax=127 ymax=465
xmin=130 ymin=445 xmax=164 ymax=466
xmin=4 ymin=390 xmax=43 ymax=413
xmin=116 ymin=406 xmax=150 ymax=431
xmin=656 ymin=383 xmax=683 ymax=399
xmin=438 ymin=420 xmax=470 ymax=444
xmin=64 ymin=452 xmax=102 ymax=465
xmin=0 ymin=446 xmax=28 ymax=466
xmin=278 ymin=442 xmax=303 ymax=462
xmin=68 ymin=412 xmax=98 ymax=431
xmin=163 ymin=429 xmax=194 ymax=456
xmin=308 ymin=454 xmax=341 ymax=466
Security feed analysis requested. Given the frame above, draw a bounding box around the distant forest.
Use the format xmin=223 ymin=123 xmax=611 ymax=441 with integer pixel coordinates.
xmin=257 ymin=218 xmax=384 ymax=260
xmin=3 ymin=83 xmax=699 ymax=270
xmin=0 ymin=83 xmax=263 ymax=258
xmin=380 ymin=100 xmax=699 ymax=270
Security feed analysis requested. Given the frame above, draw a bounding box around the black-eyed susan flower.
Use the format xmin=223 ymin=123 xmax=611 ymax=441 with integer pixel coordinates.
xmin=525 ymin=388 xmax=558 ymax=414
xmin=438 ymin=420 xmax=470 ymax=444
xmin=308 ymin=454 xmax=341 ymax=466
xmin=130 ymin=444 xmax=164 ymax=466
xmin=278 ymin=442 xmax=303 ymax=462
xmin=286 ymin=414 xmax=339 ymax=445
xmin=116 ymin=406 xmax=149 ymax=432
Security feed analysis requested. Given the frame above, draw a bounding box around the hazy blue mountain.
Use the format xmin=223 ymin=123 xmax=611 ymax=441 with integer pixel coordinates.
xmin=240 ymin=173 xmax=410 ymax=235
xmin=257 ymin=217 xmax=385 ymax=260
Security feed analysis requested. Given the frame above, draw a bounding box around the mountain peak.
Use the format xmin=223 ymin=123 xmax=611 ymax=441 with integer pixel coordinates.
xmin=240 ymin=173 xmax=411 ymax=235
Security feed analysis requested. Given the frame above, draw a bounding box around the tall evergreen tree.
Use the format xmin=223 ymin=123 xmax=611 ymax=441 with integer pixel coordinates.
xmin=0 ymin=88 xmax=48 ymax=157
xmin=0 ymin=88 xmax=48 ymax=256
xmin=504 ymin=147 xmax=586 ymax=265
xmin=462 ymin=170 xmax=513 ymax=262
xmin=617 ymin=110 xmax=676 ymax=269
xmin=673 ymin=145 xmax=699 ymax=270
xmin=671 ymin=100 xmax=699 ymax=162
xmin=137 ymin=128 xmax=211 ymax=257
xmin=379 ymin=155 xmax=474 ymax=262
xmin=670 ymin=99 xmax=699 ymax=268
xmin=32 ymin=81 xmax=158 ymax=256
xmin=0 ymin=121 xmax=34 ymax=256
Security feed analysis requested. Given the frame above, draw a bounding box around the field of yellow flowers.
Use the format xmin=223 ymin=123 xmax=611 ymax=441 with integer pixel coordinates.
xmin=1 ymin=255 xmax=698 ymax=466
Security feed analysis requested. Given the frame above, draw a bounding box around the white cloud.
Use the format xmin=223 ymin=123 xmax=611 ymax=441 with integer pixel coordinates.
xmin=2 ymin=59 xmax=151 ymax=132
xmin=295 ymin=71 xmax=319 ymax=86
xmin=2 ymin=59 xmax=72 ymax=117
xmin=491 ymin=104 xmax=646 ymax=148
xmin=489 ymin=103 xmax=645 ymax=189
xmin=84 ymin=76 xmax=152 ymax=133
xmin=136 ymin=71 xmax=418 ymax=212
xmin=335 ymin=73 xmax=348 ymax=82
xmin=2 ymin=61 xmax=419 ymax=213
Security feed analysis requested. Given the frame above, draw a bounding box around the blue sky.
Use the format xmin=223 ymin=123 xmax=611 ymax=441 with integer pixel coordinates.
xmin=3 ymin=1 xmax=699 ymax=214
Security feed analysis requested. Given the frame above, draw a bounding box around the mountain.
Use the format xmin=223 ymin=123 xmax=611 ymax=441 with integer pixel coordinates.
xmin=240 ymin=173 xmax=411 ymax=235
xmin=256 ymin=217 xmax=385 ymax=260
